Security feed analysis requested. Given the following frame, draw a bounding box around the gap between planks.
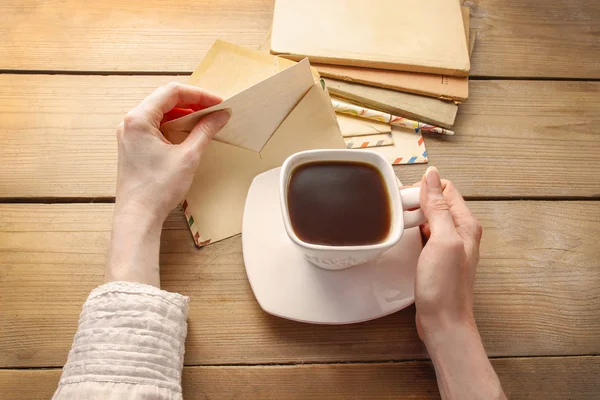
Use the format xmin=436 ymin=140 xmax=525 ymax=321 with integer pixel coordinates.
xmin=2 ymin=70 xmax=600 ymax=82
xmin=1 ymin=354 xmax=598 ymax=371
xmin=1 ymin=196 xmax=600 ymax=204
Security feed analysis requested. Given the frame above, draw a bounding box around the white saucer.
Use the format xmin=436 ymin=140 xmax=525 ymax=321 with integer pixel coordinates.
xmin=242 ymin=167 xmax=422 ymax=324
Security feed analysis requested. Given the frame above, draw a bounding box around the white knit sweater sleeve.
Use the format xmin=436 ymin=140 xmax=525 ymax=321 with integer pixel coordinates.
xmin=52 ymin=281 xmax=189 ymax=400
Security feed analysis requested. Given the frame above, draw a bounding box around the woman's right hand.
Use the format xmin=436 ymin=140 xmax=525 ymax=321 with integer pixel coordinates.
xmin=413 ymin=167 xmax=506 ymax=399
xmin=413 ymin=167 xmax=483 ymax=344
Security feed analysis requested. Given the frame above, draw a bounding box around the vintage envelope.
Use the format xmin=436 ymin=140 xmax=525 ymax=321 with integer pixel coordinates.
xmin=357 ymin=127 xmax=428 ymax=165
xmin=161 ymin=41 xmax=345 ymax=246
xmin=344 ymin=133 xmax=394 ymax=149
xmin=336 ymin=114 xmax=391 ymax=137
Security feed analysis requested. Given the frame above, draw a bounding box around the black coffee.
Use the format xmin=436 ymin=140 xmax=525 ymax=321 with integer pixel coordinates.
xmin=286 ymin=161 xmax=391 ymax=246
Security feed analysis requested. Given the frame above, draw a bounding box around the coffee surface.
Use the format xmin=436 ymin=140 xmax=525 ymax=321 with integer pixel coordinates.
xmin=287 ymin=161 xmax=391 ymax=246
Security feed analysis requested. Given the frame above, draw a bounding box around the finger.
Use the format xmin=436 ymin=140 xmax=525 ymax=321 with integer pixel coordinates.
xmin=442 ymin=181 xmax=482 ymax=264
xmin=413 ymin=178 xmax=452 ymax=188
xmin=442 ymin=182 xmax=478 ymax=239
xmin=442 ymin=181 xmax=468 ymax=211
xmin=440 ymin=181 xmax=467 ymax=230
xmin=183 ymin=110 xmax=231 ymax=153
xmin=419 ymin=166 xmax=456 ymax=236
xmin=140 ymin=82 xmax=222 ymax=121
xmin=416 ymin=178 xmax=461 ymax=223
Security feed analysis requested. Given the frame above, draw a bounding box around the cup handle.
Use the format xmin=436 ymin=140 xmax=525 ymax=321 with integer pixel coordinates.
xmin=399 ymin=187 xmax=426 ymax=229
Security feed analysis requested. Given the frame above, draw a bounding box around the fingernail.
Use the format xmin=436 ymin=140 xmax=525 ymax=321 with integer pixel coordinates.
xmin=213 ymin=109 xmax=231 ymax=128
xmin=425 ymin=166 xmax=441 ymax=190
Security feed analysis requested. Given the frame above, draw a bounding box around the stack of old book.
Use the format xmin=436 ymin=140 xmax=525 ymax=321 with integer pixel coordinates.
xmin=270 ymin=0 xmax=473 ymax=165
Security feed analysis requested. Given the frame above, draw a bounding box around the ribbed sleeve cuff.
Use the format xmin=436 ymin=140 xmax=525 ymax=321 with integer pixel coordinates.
xmin=57 ymin=281 xmax=189 ymax=393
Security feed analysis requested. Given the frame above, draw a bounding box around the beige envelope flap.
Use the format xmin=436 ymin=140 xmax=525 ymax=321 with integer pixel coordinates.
xmin=161 ymin=59 xmax=315 ymax=152
xmin=183 ymin=83 xmax=345 ymax=246
xmin=261 ymin=83 xmax=345 ymax=167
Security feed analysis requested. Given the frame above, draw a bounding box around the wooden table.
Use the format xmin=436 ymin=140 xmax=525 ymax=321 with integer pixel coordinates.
xmin=1 ymin=1 xmax=599 ymax=398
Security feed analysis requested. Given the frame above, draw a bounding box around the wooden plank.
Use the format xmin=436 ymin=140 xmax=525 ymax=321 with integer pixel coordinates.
xmin=1 ymin=75 xmax=599 ymax=198
xmin=0 ymin=0 xmax=274 ymax=73
xmin=0 ymin=75 xmax=185 ymax=198
xmin=468 ymin=0 xmax=600 ymax=78
xmin=1 ymin=202 xmax=599 ymax=368
xmin=1 ymin=1 xmax=598 ymax=78
xmin=400 ymin=78 xmax=600 ymax=196
xmin=1 ymin=356 xmax=599 ymax=399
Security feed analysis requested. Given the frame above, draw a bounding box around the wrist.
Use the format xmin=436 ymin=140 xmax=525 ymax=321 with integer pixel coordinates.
xmin=113 ymin=200 xmax=166 ymax=234
xmin=107 ymin=201 xmax=165 ymax=287
xmin=422 ymin=318 xmax=506 ymax=400
xmin=421 ymin=317 xmax=481 ymax=358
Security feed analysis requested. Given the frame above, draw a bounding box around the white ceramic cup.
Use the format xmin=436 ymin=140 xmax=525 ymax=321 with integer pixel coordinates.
xmin=280 ymin=149 xmax=426 ymax=270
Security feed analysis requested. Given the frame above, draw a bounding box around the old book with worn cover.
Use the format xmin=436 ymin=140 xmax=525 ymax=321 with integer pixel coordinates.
xmin=325 ymin=78 xmax=459 ymax=128
xmin=313 ymin=6 xmax=472 ymax=103
xmin=271 ymin=0 xmax=470 ymax=76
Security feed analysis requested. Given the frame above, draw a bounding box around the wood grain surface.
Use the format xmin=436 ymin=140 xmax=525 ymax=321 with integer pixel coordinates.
xmin=1 ymin=202 xmax=598 ymax=368
xmin=1 ymin=75 xmax=599 ymax=199
xmin=468 ymin=0 xmax=600 ymax=78
xmin=1 ymin=1 xmax=598 ymax=78
xmin=2 ymin=0 xmax=599 ymax=398
xmin=0 ymin=0 xmax=274 ymax=73
xmin=1 ymin=356 xmax=599 ymax=400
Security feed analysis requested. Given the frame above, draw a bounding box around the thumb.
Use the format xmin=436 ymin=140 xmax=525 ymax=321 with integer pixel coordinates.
xmin=420 ymin=166 xmax=456 ymax=235
xmin=183 ymin=109 xmax=231 ymax=153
